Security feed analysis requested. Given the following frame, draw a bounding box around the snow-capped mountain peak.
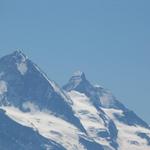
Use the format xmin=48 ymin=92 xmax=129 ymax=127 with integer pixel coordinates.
xmin=72 ymin=70 xmax=86 ymax=79
xmin=64 ymin=71 xmax=150 ymax=129
xmin=63 ymin=71 xmax=95 ymax=94
xmin=0 ymin=51 xmax=85 ymax=132
xmin=12 ymin=50 xmax=27 ymax=59
xmin=10 ymin=50 xmax=28 ymax=66
xmin=0 ymin=50 xmax=28 ymax=76
xmin=64 ymin=70 xmax=87 ymax=90
xmin=0 ymin=51 xmax=150 ymax=150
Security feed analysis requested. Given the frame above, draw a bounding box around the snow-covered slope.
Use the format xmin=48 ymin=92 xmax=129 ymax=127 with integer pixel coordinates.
xmin=102 ymin=108 xmax=150 ymax=150
xmin=67 ymin=91 xmax=118 ymax=150
xmin=0 ymin=50 xmax=84 ymax=131
xmin=0 ymin=51 xmax=150 ymax=150
xmin=64 ymin=71 xmax=150 ymax=150
xmin=1 ymin=106 xmax=85 ymax=150
xmin=0 ymin=109 xmax=65 ymax=150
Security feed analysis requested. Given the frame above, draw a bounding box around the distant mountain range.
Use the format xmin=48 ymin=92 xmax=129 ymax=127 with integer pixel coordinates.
xmin=0 ymin=50 xmax=150 ymax=150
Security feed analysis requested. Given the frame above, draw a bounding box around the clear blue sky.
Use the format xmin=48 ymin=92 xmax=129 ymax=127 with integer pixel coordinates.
xmin=0 ymin=0 xmax=150 ymax=123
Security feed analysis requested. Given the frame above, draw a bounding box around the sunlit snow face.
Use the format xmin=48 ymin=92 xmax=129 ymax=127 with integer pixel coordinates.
xmin=15 ymin=52 xmax=28 ymax=75
xmin=16 ymin=62 xmax=28 ymax=75
xmin=22 ymin=101 xmax=39 ymax=112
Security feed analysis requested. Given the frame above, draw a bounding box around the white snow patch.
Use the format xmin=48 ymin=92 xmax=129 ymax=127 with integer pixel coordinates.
xmin=15 ymin=51 xmax=28 ymax=75
xmin=22 ymin=101 xmax=39 ymax=113
xmin=17 ymin=62 xmax=28 ymax=75
xmin=100 ymin=92 xmax=116 ymax=108
xmin=94 ymin=84 xmax=103 ymax=88
xmin=0 ymin=80 xmax=7 ymax=95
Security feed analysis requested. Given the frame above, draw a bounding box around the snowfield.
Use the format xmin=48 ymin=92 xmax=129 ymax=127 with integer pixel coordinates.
xmin=103 ymin=108 xmax=150 ymax=150
xmin=68 ymin=91 xmax=110 ymax=146
xmin=2 ymin=106 xmax=85 ymax=150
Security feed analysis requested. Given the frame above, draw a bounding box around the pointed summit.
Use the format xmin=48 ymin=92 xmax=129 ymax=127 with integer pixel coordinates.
xmin=0 ymin=50 xmax=28 ymax=66
xmin=63 ymin=71 xmax=94 ymax=93
xmin=63 ymin=71 xmax=127 ymax=110
xmin=71 ymin=70 xmax=86 ymax=82
xmin=11 ymin=50 xmax=28 ymax=61
xmin=13 ymin=50 xmax=24 ymax=55
xmin=0 ymin=50 xmax=28 ymax=76
xmin=72 ymin=70 xmax=86 ymax=79
xmin=0 ymin=50 xmax=27 ymax=61
xmin=0 ymin=51 xmax=85 ymax=131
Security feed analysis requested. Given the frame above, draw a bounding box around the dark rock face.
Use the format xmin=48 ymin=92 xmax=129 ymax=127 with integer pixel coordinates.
xmin=137 ymin=132 xmax=150 ymax=145
xmin=79 ymin=136 xmax=104 ymax=150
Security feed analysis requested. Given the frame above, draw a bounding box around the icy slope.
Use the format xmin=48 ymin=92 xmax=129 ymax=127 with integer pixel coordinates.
xmin=103 ymin=108 xmax=150 ymax=150
xmin=1 ymin=106 xmax=85 ymax=150
xmin=0 ymin=109 xmax=65 ymax=150
xmin=64 ymin=71 xmax=149 ymax=129
xmin=64 ymin=71 xmax=150 ymax=150
xmin=67 ymin=91 xmax=118 ymax=150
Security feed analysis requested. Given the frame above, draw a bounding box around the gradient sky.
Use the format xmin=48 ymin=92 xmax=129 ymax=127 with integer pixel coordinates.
xmin=0 ymin=0 xmax=150 ymax=123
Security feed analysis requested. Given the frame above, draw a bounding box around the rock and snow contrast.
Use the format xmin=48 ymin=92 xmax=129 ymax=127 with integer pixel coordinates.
xmin=0 ymin=50 xmax=150 ymax=150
